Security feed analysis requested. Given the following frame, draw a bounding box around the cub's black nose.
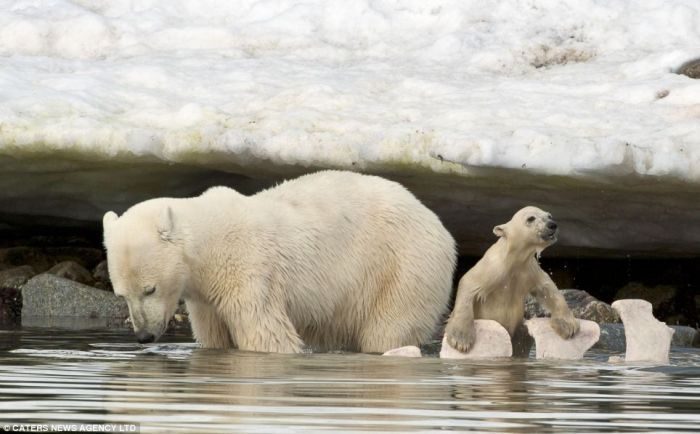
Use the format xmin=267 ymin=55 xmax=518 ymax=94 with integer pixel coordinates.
xmin=136 ymin=332 xmax=155 ymax=344
xmin=547 ymin=221 xmax=558 ymax=230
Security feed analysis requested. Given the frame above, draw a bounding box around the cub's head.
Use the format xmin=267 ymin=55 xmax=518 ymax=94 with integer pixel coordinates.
xmin=103 ymin=200 xmax=187 ymax=344
xmin=493 ymin=206 xmax=559 ymax=251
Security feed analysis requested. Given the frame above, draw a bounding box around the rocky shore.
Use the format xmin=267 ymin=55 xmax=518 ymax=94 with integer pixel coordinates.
xmin=1 ymin=235 xmax=697 ymax=349
xmin=524 ymin=290 xmax=700 ymax=350
xmin=0 ymin=237 xmax=189 ymax=331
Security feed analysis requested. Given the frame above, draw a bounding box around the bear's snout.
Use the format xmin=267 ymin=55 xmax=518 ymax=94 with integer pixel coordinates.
xmin=136 ymin=331 xmax=155 ymax=344
xmin=546 ymin=221 xmax=558 ymax=231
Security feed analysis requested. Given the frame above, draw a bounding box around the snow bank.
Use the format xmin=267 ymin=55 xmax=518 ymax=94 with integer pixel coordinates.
xmin=0 ymin=0 xmax=699 ymax=179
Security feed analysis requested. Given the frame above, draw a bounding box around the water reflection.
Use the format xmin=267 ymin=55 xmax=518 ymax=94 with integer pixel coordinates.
xmin=0 ymin=328 xmax=698 ymax=433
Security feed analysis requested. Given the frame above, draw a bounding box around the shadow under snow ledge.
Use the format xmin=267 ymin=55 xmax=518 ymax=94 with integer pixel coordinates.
xmin=2 ymin=154 xmax=700 ymax=257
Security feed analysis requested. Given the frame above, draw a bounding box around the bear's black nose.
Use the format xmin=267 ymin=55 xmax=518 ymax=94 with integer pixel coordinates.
xmin=136 ymin=332 xmax=155 ymax=344
xmin=547 ymin=221 xmax=558 ymax=230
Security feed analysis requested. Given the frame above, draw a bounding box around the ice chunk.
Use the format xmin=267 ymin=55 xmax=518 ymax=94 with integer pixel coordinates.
xmin=611 ymin=299 xmax=674 ymax=364
xmin=440 ymin=320 xmax=512 ymax=359
xmin=382 ymin=345 xmax=422 ymax=358
xmin=525 ymin=318 xmax=600 ymax=360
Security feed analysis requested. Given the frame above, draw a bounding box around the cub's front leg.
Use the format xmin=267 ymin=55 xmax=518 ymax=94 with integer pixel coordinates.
xmin=532 ymin=272 xmax=580 ymax=339
xmin=444 ymin=279 xmax=477 ymax=352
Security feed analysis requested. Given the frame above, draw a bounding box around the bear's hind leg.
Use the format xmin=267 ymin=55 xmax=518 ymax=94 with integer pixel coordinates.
xmin=359 ymin=276 xmax=448 ymax=353
xmin=359 ymin=323 xmax=418 ymax=354
xmin=359 ymin=305 xmax=430 ymax=353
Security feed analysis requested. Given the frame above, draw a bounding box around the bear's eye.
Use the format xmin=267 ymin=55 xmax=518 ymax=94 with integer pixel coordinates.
xmin=526 ymin=216 xmax=536 ymax=223
xmin=144 ymin=286 xmax=156 ymax=296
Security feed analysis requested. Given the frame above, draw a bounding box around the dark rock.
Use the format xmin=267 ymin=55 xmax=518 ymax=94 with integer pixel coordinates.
xmin=7 ymin=158 xmax=700 ymax=259
xmin=524 ymin=294 xmax=547 ymax=319
xmin=0 ymin=246 xmax=103 ymax=273
xmin=564 ymin=289 xmax=620 ymax=323
xmin=594 ymin=323 xmax=626 ymax=352
xmin=0 ymin=286 xmax=21 ymax=325
xmin=615 ymin=282 xmax=675 ymax=311
xmin=0 ymin=265 xmax=36 ymax=289
xmin=166 ymin=300 xmax=190 ymax=330
xmin=547 ymin=268 xmax=575 ymax=289
xmin=593 ymin=323 xmax=697 ymax=351
xmin=47 ymin=261 xmax=94 ymax=286
xmin=21 ymin=274 xmax=128 ymax=326
xmin=525 ymin=289 xmax=619 ymax=323
xmin=20 ymin=316 xmax=130 ymax=329
xmin=677 ymin=58 xmax=700 ymax=79
xmin=92 ymin=260 xmax=111 ymax=289
xmin=614 ymin=282 xmax=695 ymax=325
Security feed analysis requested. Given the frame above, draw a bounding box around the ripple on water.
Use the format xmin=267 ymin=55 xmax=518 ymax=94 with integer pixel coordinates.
xmin=0 ymin=328 xmax=698 ymax=433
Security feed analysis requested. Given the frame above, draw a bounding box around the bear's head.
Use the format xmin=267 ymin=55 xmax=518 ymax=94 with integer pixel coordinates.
xmin=492 ymin=206 xmax=558 ymax=253
xmin=103 ymin=200 xmax=188 ymax=344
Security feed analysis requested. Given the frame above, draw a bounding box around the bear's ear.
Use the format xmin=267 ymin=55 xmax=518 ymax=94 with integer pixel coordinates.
xmin=103 ymin=211 xmax=118 ymax=229
xmin=493 ymin=224 xmax=507 ymax=238
xmin=157 ymin=205 xmax=175 ymax=242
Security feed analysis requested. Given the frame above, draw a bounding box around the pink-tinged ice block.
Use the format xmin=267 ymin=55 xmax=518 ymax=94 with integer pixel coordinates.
xmin=611 ymin=299 xmax=674 ymax=364
xmin=440 ymin=320 xmax=512 ymax=359
xmin=382 ymin=345 xmax=422 ymax=357
xmin=525 ymin=318 xmax=600 ymax=360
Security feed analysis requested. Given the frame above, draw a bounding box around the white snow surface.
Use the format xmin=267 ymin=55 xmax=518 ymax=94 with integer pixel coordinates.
xmin=1 ymin=0 xmax=699 ymax=179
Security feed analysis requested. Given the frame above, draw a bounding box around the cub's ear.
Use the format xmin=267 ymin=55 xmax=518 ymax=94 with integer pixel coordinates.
xmin=157 ymin=205 xmax=175 ymax=242
xmin=103 ymin=211 xmax=118 ymax=229
xmin=493 ymin=224 xmax=507 ymax=238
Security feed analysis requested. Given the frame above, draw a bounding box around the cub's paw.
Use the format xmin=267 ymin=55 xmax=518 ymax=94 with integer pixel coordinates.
xmin=445 ymin=323 xmax=476 ymax=353
xmin=550 ymin=317 xmax=580 ymax=339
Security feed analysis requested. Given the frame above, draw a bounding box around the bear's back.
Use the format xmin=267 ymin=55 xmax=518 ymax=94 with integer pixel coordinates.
xmin=256 ymin=170 xmax=410 ymax=202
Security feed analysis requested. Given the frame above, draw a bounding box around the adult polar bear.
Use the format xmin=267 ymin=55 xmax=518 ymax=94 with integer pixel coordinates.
xmin=103 ymin=171 xmax=456 ymax=353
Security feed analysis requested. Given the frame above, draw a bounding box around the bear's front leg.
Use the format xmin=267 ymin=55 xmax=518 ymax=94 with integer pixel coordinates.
xmin=185 ymin=299 xmax=235 ymax=349
xmin=549 ymin=316 xmax=580 ymax=339
xmin=223 ymin=301 xmax=305 ymax=354
xmin=444 ymin=280 xmax=477 ymax=352
xmin=531 ymin=273 xmax=580 ymax=339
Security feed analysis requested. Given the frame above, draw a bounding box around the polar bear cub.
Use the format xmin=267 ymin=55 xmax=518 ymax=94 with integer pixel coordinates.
xmin=445 ymin=206 xmax=579 ymax=353
xmin=103 ymin=170 xmax=456 ymax=353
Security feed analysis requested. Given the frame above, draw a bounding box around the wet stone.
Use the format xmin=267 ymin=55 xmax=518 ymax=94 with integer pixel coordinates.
xmin=21 ymin=274 xmax=128 ymax=326
xmin=669 ymin=326 xmax=698 ymax=348
xmin=594 ymin=323 xmax=626 ymax=352
xmin=525 ymin=289 xmax=619 ymax=323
